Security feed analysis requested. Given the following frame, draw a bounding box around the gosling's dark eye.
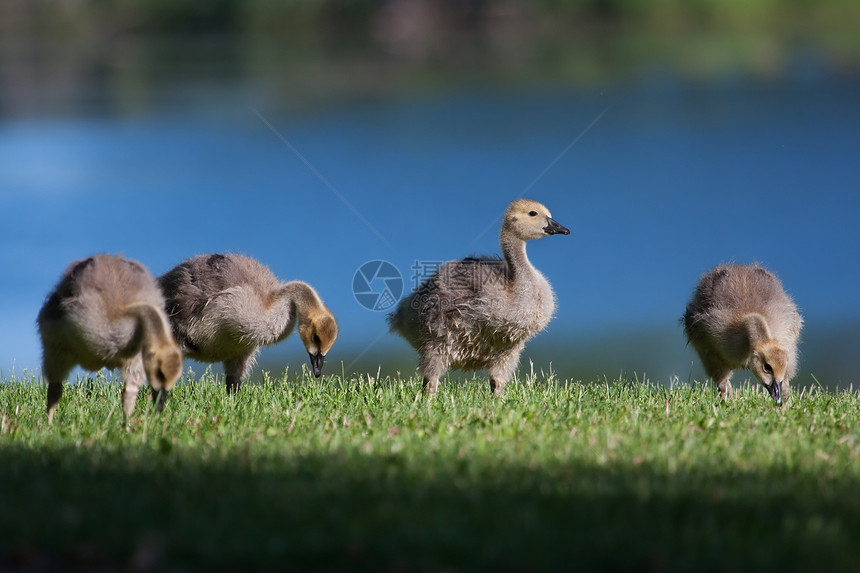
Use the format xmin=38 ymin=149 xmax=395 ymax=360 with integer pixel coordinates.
xmin=763 ymin=363 xmax=773 ymax=374
xmin=528 ymin=211 xmax=538 ymax=217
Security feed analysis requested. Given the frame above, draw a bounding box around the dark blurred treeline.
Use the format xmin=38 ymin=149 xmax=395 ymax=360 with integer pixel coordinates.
xmin=2 ymin=0 xmax=859 ymax=117
xmin=5 ymin=0 xmax=860 ymax=36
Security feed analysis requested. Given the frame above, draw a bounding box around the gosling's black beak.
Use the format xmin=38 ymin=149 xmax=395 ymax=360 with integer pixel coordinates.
xmin=152 ymin=388 xmax=169 ymax=413
xmin=767 ymin=380 xmax=782 ymax=405
xmin=544 ymin=217 xmax=570 ymax=236
xmin=309 ymin=352 xmax=324 ymax=378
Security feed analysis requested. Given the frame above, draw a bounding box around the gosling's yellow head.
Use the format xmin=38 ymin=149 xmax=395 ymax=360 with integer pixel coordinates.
xmin=750 ymin=340 xmax=788 ymax=404
xmin=502 ymin=199 xmax=570 ymax=242
xmin=143 ymin=342 xmax=183 ymax=393
xmin=298 ymin=307 xmax=339 ymax=378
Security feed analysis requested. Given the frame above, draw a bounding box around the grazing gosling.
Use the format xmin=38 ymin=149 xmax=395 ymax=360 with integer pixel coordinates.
xmin=158 ymin=253 xmax=338 ymax=393
xmin=683 ymin=263 xmax=803 ymax=404
xmin=37 ymin=254 xmax=183 ymax=423
xmin=388 ymin=199 xmax=570 ymax=396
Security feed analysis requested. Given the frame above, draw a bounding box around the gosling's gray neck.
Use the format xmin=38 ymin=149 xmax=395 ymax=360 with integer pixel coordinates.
xmin=272 ymin=282 xmax=328 ymax=343
xmin=500 ymin=234 xmax=534 ymax=286
xmin=225 ymin=281 xmax=322 ymax=346
xmin=275 ymin=281 xmax=324 ymax=315
xmin=724 ymin=312 xmax=773 ymax=363
xmin=742 ymin=313 xmax=773 ymax=346
xmin=125 ymin=303 xmax=173 ymax=350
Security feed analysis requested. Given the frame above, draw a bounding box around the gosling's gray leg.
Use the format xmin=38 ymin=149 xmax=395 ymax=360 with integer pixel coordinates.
xmin=712 ymin=370 xmax=733 ymax=401
xmin=420 ymin=349 xmax=447 ymax=395
xmin=224 ymin=374 xmax=242 ymax=394
xmin=120 ymin=355 xmax=144 ymax=423
xmin=44 ymin=357 xmax=71 ymax=424
xmin=718 ymin=377 xmax=733 ymax=401
xmin=699 ymin=352 xmax=732 ymax=401
xmin=224 ymin=353 xmax=254 ymax=394
xmin=47 ymin=383 xmax=63 ymax=424
xmin=488 ymin=348 xmax=521 ymax=397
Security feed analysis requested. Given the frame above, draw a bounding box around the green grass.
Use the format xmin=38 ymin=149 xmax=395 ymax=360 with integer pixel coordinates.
xmin=2 ymin=368 xmax=859 ymax=571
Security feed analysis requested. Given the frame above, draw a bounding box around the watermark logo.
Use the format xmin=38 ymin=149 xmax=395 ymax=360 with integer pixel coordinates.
xmin=353 ymin=258 xmax=511 ymax=312
xmin=352 ymin=260 xmax=404 ymax=311
xmin=410 ymin=260 xmax=444 ymax=286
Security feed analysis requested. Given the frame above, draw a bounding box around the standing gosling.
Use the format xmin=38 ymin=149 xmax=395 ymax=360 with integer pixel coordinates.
xmin=683 ymin=263 xmax=803 ymax=404
xmin=388 ymin=199 xmax=570 ymax=396
xmin=38 ymin=254 xmax=183 ymax=423
xmin=158 ymin=253 xmax=338 ymax=393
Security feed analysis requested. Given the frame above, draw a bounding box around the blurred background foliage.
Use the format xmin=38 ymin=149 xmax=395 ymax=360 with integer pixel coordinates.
xmin=3 ymin=0 xmax=859 ymax=115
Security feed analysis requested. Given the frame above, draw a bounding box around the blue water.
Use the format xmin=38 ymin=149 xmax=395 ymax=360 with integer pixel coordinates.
xmin=2 ymin=73 xmax=859 ymax=384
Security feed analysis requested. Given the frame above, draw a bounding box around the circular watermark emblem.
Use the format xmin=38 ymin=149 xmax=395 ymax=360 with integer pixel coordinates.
xmin=352 ymin=260 xmax=403 ymax=311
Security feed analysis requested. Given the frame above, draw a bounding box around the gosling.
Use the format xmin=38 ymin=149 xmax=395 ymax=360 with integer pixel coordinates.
xmin=388 ymin=199 xmax=570 ymax=396
xmin=37 ymin=254 xmax=183 ymax=423
xmin=683 ymin=263 xmax=803 ymax=404
xmin=158 ymin=253 xmax=338 ymax=393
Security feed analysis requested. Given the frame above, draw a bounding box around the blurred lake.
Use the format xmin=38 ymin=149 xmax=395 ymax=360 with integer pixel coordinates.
xmin=1 ymin=3 xmax=859 ymax=389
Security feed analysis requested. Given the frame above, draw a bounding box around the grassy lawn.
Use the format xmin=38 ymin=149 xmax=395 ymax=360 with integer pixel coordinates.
xmin=1 ymin=369 xmax=859 ymax=571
